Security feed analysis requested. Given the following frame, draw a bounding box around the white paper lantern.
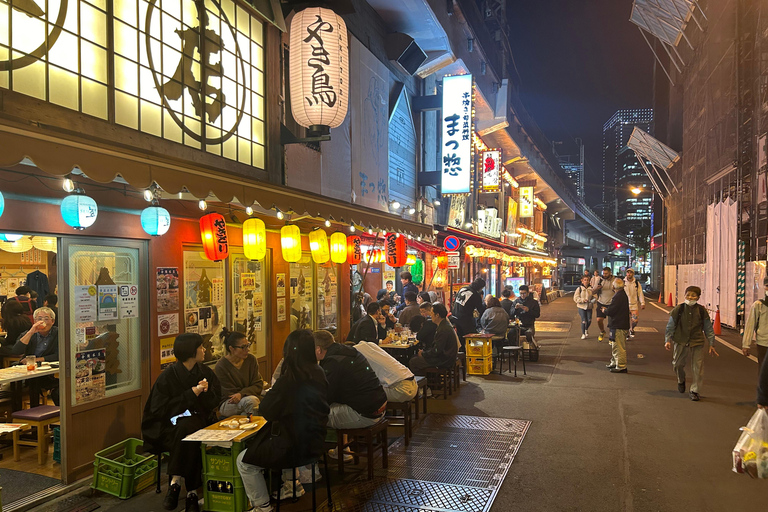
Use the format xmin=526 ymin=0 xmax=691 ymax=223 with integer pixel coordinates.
xmin=289 ymin=7 xmax=349 ymax=130
xmin=31 ymin=236 xmax=58 ymax=253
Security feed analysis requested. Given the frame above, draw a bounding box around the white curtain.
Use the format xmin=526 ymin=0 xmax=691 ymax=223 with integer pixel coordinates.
xmin=705 ymin=200 xmax=738 ymax=327
xmin=665 ymin=264 xmax=677 ymax=305
xmin=704 ymin=203 xmax=717 ymax=312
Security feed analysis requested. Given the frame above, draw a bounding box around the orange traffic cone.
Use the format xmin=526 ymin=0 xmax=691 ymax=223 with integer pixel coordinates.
xmin=667 ymin=293 xmax=673 ymax=307
xmin=658 ymin=292 xmax=664 ymax=303
xmin=713 ymin=309 xmax=722 ymax=335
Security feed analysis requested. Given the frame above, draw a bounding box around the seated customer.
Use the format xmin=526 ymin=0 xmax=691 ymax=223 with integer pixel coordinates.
xmin=500 ymin=289 xmax=515 ymax=318
xmin=512 ymin=285 xmax=541 ymax=336
xmin=379 ymin=299 xmax=397 ymax=330
xmin=13 ymin=307 xmax=59 ymax=406
xmin=408 ymin=303 xmax=459 ymax=376
xmin=397 ymin=292 xmax=420 ymax=327
xmin=354 ymin=341 xmax=417 ymax=402
xmin=314 ymin=330 xmax=387 ymax=429
xmin=214 ymin=328 xmax=263 ymax=418
xmin=480 ymin=296 xmax=509 ymax=337
xmin=237 ymin=330 xmax=329 ymax=510
xmin=417 ymin=292 xmax=431 ymax=305
xmin=415 ymin=303 xmax=437 ymax=351
xmin=349 ymin=302 xmax=386 ymax=343
xmin=0 ymin=300 xmax=32 ymax=357
xmin=141 ymin=334 xmax=221 ymax=512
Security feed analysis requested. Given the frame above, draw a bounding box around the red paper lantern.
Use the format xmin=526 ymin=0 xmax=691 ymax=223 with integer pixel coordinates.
xmin=347 ymin=235 xmax=362 ymax=264
xmin=385 ymin=233 xmax=407 ymax=267
xmin=437 ymin=251 xmax=448 ymax=270
xmin=200 ymin=213 xmax=229 ymax=261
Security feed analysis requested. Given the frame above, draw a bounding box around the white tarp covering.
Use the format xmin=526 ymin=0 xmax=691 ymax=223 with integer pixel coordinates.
xmin=664 ymin=264 xmax=677 ymax=306
xmin=677 ymin=264 xmax=707 ymax=306
xmin=704 ymin=200 xmax=738 ymax=327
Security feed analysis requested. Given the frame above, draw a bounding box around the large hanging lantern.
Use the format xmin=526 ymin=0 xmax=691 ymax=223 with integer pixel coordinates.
xmin=347 ymin=235 xmax=362 ymax=264
xmin=411 ymin=258 xmax=424 ymax=285
xmin=0 ymin=190 xmax=4 ymax=218
xmin=437 ymin=251 xmax=448 ymax=270
xmin=200 ymin=213 xmax=229 ymax=261
xmin=0 ymin=237 xmax=33 ymax=253
xmin=31 ymin=236 xmax=57 ymax=253
xmin=281 ymin=224 xmax=302 ymax=263
xmin=141 ymin=205 xmax=171 ymax=236
xmin=330 ymin=232 xmax=347 ymax=264
xmin=60 ymin=193 xmax=98 ymax=230
xmin=243 ymin=218 xmax=267 ymax=261
xmin=385 ymin=233 xmax=407 ymax=267
xmin=309 ymin=228 xmax=330 ymax=264
xmin=289 ymin=7 xmax=349 ymax=132
xmin=406 ymin=254 xmax=417 ymax=266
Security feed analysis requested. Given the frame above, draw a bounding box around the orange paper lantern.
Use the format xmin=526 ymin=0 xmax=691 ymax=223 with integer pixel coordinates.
xmin=385 ymin=233 xmax=407 ymax=267
xmin=437 ymin=251 xmax=448 ymax=270
xmin=347 ymin=235 xmax=362 ymax=264
xmin=200 ymin=213 xmax=229 ymax=261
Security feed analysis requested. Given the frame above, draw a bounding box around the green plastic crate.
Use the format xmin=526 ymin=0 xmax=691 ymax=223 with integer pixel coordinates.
xmin=202 ymin=443 xmax=247 ymax=478
xmin=203 ymin=474 xmax=248 ymax=512
xmin=91 ymin=438 xmax=157 ymax=499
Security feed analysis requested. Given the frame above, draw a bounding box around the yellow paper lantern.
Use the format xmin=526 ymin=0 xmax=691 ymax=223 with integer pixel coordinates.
xmin=0 ymin=237 xmax=33 ymax=253
xmin=31 ymin=236 xmax=57 ymax=253
xmin=309 ymin=228 xmax=330 ymax=264
xmin=406 ymin=254 xmax=416 ymax=266
xmin=281 ymin=224 xmax=302 ymax=263
xmin=330 ymin=232 xmax=347 ymax=264
xmin=289 ymin=7 xmax=349 ymax=130
xmin=243 ymin=218 xmax=267 ymax=261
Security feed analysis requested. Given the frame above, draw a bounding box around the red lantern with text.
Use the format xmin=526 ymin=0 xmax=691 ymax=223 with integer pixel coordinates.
xmin=347 ymin=235 xmax=362 ymax=264
xmin=437 ymin=251 xmax=448 ymax=270
xmin=200 ymin=213 xmax=229 ymax=261
xmin=385 ymin=233 xmax=407 ymax=267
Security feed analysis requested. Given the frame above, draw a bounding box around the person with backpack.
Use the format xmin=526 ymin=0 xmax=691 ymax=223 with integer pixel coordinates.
xmin=664 ymin=286 xmax=719 ymax=401
xmin=573 ymin=275 xmax=594 ymax=339
xmin=1 ymin=285 xmax=36 ymax=323
xmin=742 ymin=277 xmax=768 ymax=366
xmin=451 ymin=278 xmax=486 ymax=348
xmin=624 ymin=269 xmax=645 ymax=338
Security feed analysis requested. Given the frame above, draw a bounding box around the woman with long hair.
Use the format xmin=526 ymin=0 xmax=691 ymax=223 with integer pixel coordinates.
xmin=214 ymin=328 xmax=263 ymax=418
xmin=236 ymin=330 xmax=329 ymax=511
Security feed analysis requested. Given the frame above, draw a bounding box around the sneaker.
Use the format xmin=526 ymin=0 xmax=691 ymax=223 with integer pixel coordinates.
xmin=297 ymin=463 xmax=322 ymax=484
xmin=629 ymin=329 xmax=635 ymax=336
xmin=246 ymin=502 xmax=273 ymax=512
xmin=629 ymin=332 xmax=635 ymax=339
xmin=581 ymin=334 xmax=587 ymax=340
xmin=273 ymin=480 xmax=305 ymax=500
xmin=328 ymin=448 xmax=353 ymax=462
xmin=610 ymin=367 xmax=628 ymax=373
xmin=690 ymin=392 xmax=700 ymax=401
xmin=598 ymin=332 xmax=605 ymax=342
xmin=185 ymin=493 xmax=200 ymax=512
xmin=163 ymin=483 xmax=181 ymax=510
xmin=606 ymin=364 xmax=616 ymax=369
xmin=677 ymin=381 xmax=685 ymax=393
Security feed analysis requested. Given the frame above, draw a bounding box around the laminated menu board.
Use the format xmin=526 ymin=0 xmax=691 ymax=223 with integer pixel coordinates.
xmin=75 ymin=349 xmax=106 ymax=404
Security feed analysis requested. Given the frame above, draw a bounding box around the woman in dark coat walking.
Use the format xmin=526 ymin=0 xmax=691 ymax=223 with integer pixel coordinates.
xmin=141 ymin=333 xmax=221 ymax=512
xmin=236 ymin=329 xmax=329 ymax=511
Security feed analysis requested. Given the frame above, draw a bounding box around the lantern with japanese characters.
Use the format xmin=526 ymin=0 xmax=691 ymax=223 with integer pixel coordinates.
xmin=347 ymin=235 xmax=362 ymax=264
xmin=309 ymin=228 xmax=330 ymax=264
xmin=289 ymin=7 xmax=349 ymax=131
xmin=385 ymin=233 xmax=407 ymax=267
xmin=243 ymin=218 xmax=267 ymax=261
xmin=200 ymin=213 xmax=229 ymax=261
xmin=281 ymin=224 xmax=302 ymax=263
xmin=437 ymin=251 xmax=448 ymax=270
xmin=330 ymin=232 xmax=347 ymax=264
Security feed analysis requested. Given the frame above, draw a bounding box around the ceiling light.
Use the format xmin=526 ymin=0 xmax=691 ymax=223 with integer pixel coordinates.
xmin=276 ymin=208 xmax=284 ymax=220
xmin=245 ymin=206 xmax=254 ymax=216
xmin=408 ymin=206 xmax=416 ymax=215
xmin=324 ymin=219 xmax=331 ymax=228
xmin=433 ymin=199 xmax=441 ymax=206
xmin=198 ymin=200 xmax=208 ymax=211
xmin=63 ymin=178 xmax=75 ymax=193
xmin=143 ymin=189 xmax=154 ymax=202
xmin=391 ymin=201 xmax=401 ymax=209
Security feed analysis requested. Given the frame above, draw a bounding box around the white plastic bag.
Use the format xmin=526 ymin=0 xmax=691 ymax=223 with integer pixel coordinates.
xmin=732 ymin=408 xmax=768 ymax=478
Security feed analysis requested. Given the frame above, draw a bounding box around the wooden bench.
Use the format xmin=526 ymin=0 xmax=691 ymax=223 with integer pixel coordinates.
xmin=425 ymin=367 xmax=451 ymax=399
xmin=385 ymin=400 xmax=413 ymax=445
xmin=334 ymin=419 xmax=389 ymax=480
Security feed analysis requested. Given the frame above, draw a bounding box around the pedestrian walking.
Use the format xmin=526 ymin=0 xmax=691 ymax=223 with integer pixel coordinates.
xmin=593 ymin=267 xmax=615 ymax=342
xmin=573 ymin=275 xmax=594 ymax=339
xmin=590 ymin=270 xmax=601 ymax=290
xmin=742 ymin=277 xmax=768 ymax=366
xmin=602 ymin=279 xmax=630 ymax=373
xmin=664 ymin=286 xmax=719 ymax=401
xmin=624 ymin=269 xmax=645 ymax=338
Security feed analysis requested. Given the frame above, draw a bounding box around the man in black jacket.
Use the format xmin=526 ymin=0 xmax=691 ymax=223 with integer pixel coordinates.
xmin=349 ymin=302 xmax=386 ymax=344
xmin=315 ymin=330 xmax=387 ymax=429
xmin=415 ymin=302 xmax=437 ymax=351
xmin=452 ymin=278 xmax=486 ymax=345
xmin=511 ymin=285 xmax=541 ymax=335
xmin=500 ymin=288 xmax=515 ymax=318
xmin=409 ymin=303 xmax=459 ymax=376
xmin=13 ymin=307 xmax=59 ymax=406
xmin=602 ymin=279 xmax=630 ymax=373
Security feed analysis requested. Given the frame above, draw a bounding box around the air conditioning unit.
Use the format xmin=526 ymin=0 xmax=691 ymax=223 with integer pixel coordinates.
xmin=385 ymin=33 xmax=427 ymax=76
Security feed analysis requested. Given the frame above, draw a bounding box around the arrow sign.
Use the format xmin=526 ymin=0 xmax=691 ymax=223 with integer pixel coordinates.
xmin=444 ymin=236 xmax=460 ymax=252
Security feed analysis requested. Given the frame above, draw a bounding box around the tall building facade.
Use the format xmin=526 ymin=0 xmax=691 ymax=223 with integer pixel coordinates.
xmin=615 ymin=147 xmax=652 ymax=236
xmin=560 ymin=157 xmax=585 ymax=200
xmin=601 ymin=108 xmax=653 ymax=227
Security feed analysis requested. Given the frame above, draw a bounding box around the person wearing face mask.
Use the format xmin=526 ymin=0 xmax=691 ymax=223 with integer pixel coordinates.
xmin=602 ymin=278 xmax=630 ymax=373
xmin=741 ymin=277 xmax=768 ymax=366
xmin=593 ymin=267 xmax=615 ymax=342
xmin=624 ymin=269 xmax=645 ymax=338
xmin=664 ymin=286 xmax=719 ymax=401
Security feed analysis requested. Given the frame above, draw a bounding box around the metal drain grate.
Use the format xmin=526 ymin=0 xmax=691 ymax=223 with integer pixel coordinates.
xmin=534 ymin=321 xmax=572 ymax=332
xmin=632 ymin=326 xmax=658 ymax=332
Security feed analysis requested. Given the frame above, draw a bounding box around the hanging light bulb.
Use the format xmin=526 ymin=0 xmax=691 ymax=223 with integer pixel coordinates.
xmin=390 ymin=201 xmax=401 ymax=210
xmin=276 ymin=208 xmax=284 ymax=220
xmin=433 ymin=198 xmax=441 ymax=206
xmin=349 ymin=223 xmax=356 ymax=233
xmin=407 ymin=206 xmax=416 ymax=215
xmin=324 ymin=219 xmax=332 ymax=228
xmin=198 ymin=199 xmax=208 ymax=211
xmin=245 ymin=206 xmax=254 ymax=216
xmin=143 ymin=189 xmax=154 ymax=202
xmin=368 ymin=226 xmax=373 ymax=235
xmin=63 ymin=178 xmax=75 ymax=193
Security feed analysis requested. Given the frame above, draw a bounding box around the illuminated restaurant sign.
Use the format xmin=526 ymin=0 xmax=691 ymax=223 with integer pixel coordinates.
xmin=519 ymin=187 xmax=534 ymax=218
xmin=0 ymin=0 xmax=267 ymax=167
xmin=441 ymin=74 xmax=473 ymax=194
xmin=482 ymin=149 xmax=501 ymax=192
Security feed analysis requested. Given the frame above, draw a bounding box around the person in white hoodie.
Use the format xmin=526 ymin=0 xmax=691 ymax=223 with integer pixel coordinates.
xmin=573 ymin=275 xmax=594 ymax=339
xmin=742 ymin=277 xmax=768 ymax=366
xmin=624 ymin=269 xmax=645 ymax=338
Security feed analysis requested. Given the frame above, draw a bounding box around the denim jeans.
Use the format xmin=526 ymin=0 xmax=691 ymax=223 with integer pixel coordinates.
xmin=577 ymin=308 xmax=592 ymax=334
xmin=236 ymin=450 xmax=295 ymax=509
xmin=219 ymin=395 xmax=260 ymax=418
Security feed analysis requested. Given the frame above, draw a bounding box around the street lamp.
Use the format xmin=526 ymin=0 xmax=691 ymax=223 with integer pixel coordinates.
xmin=631 ymin=186 xmax=642 ymax=195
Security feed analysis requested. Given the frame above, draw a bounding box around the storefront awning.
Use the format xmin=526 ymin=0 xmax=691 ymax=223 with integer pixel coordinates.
xmin=0 ymin=123 xmax=433 ymax=240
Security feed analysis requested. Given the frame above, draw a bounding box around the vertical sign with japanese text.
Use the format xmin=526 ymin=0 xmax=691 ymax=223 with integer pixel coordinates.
xmin=441 ymin=75 xmax=473 ymax=194
xmin=519 ymin=187 xmax=534 ymax=218
xmin=482 ymin=150 xmax=501 ymax=192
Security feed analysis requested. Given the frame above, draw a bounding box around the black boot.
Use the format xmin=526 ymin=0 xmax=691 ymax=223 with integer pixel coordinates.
xmin=185 ymin=492 xmax=200 ymax=512
xmin=163 ymin=483 xmax=181 ymax=510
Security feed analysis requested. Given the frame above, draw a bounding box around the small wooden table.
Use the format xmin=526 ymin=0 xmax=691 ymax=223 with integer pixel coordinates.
xmin=0 ymin=364 xmax=60 ymax=411
xmin=379 ymin=342 xmax=418 ymax=366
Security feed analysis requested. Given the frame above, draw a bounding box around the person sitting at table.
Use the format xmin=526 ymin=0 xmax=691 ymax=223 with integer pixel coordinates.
xmin=141 ymin=333 xmax=221 ymax=512
xmin=417 ymin=292 xmax=431 ymax=305
xmin=12 ymin=307 xmax=59 ymax=407
xmin=397 ymin=292 xmax=420 ymax=327
xmin=511 ymin=285 xmax=541 ymax=336
xmin=379 ymin=299 xmax=398 ymax=330
xmin=480 ymin=296 xmax=510 ymax=337
xmin=349 ymin=302 xmax=386 ymax=344
xmin=354 ymin=340 xmax=417 ymax=402
xmin=1 ymin=285 xmax=36 ymax=323
xmin=236 ymin=329 xmax=329 ymax=509
xmin=314 ymin=330 xmax=387 ymax=430
xmin=500 ymin=289 xmax=516 ymax=318
xmin=408 ymin=303 xmax=459 ymax=376
xmin=412 ymin=303 xmax=437 ymax=351
xmin=0 ymin=300 xmax=32 ymax=359
xmin=215 ymin=328 xmax=263 ymax=418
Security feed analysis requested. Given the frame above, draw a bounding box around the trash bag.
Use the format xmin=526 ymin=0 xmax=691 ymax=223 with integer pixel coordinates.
xmin=732 ymin=408 xmax=768 ymax=478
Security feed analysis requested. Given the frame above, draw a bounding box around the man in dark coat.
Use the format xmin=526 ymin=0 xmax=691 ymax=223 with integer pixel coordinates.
xmin=396 ymin=272 xmax=420 ymax=312
xmin=500 ymin=288 xmax=515 ymax=318
xmin=511 ymin=285 xmax=541 ymax=335
xmin=409 ymin=303 xmax=459 ymax=375
xmin=315 ymin=330 xmax=387 ymax=429
xmin=451 ymin=278 xmax=486 ymax=344
xmin=349 ymin=302 xmax=385 ymax=343
xmin=602 ymin=279 xmax=631 ymax=373
xmin=397 ymin=291 xmax=420 ymax=327
xmin=415 ymin=302 xmax=437 ymax=351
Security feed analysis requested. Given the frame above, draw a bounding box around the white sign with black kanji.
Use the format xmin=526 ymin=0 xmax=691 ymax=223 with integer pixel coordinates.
xmin=119 ymin=284 xmax=139 ymax=319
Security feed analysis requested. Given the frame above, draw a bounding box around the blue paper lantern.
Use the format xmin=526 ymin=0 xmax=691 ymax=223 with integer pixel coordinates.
xmin=141 ymin=205 xmax=171 ymax=236
xmin=60 ymin=194 xmax=98 ymax=230
xmin=0 ymin=233 xmax=22 ymax=242
xmin=0 ymin=190 xmax=4 ymax=218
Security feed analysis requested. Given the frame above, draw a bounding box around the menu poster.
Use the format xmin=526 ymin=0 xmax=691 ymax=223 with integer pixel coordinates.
xmin=185 ymin=309 xmax=199 ymax=333
xmin=253 ymin=293 xmax=264 ymax=331
xmin=119 ymin=284 xmax=139 ymax=319
xmin=211 ymin=278 xmax=225 ymax=305
xmin=158 ymin=313 xmax=179 ymax=337
xmin=75 ymin=285 xmax=98 ymax=322
xmin=383 ymin=265 xmax=396 ymax=290
xmin=98 ymin=285 xmax=119 ymax=321
xmin=156 ymin=267 xmax=180 ymax=312
xmin=75 ymin=349 xmax=106 ymax=404
xmin=277 ymin=298 xmax=286 ymax=322
xmin=234 ymin=293 xmax=247 ymax=322
xmin=160 ymin=337 xmax=176 ymax=369
xmin=198 ymin=307 xmax=212 ymax=334
xmin=276 ymin=273 xmax=286 ymax=297
xmin=241 ymin=273 xmax=256 ymax=291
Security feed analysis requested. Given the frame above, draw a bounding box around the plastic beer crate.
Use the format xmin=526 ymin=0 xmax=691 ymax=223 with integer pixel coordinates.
xmin=466 ymin=339 xmax=493 ymax=357
xmin=203 ymin=474 xmax=248 ymax=512
xmin=467 ymin=356 xmax=493 ymax=375
xmin=91 ymin=438 xmax=158 ymax=499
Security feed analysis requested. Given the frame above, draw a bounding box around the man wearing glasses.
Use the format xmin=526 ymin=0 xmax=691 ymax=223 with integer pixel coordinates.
xmin=215 ymin=329 xmax=264 ymax=418
xmin=13 ymin=307 xmax=59 ymax=407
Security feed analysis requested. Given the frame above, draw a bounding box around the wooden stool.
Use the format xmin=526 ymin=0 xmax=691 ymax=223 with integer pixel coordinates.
xmin=425 ymin=367 xmax=451 ymax=399
xmin=12 ymin=405 xmax=60 ymax=464
xmin=385 ymin=400 xmax=413 ymax=445
xmin=501 ymin=346 xmax=526 ymax=377
xmin=414 ymin=376 xmax=428 ymax=418
xmin=335 ymin=419 xmax=389 ymax=480
xmin=457 ymin=352 xmax=467 ymax=382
